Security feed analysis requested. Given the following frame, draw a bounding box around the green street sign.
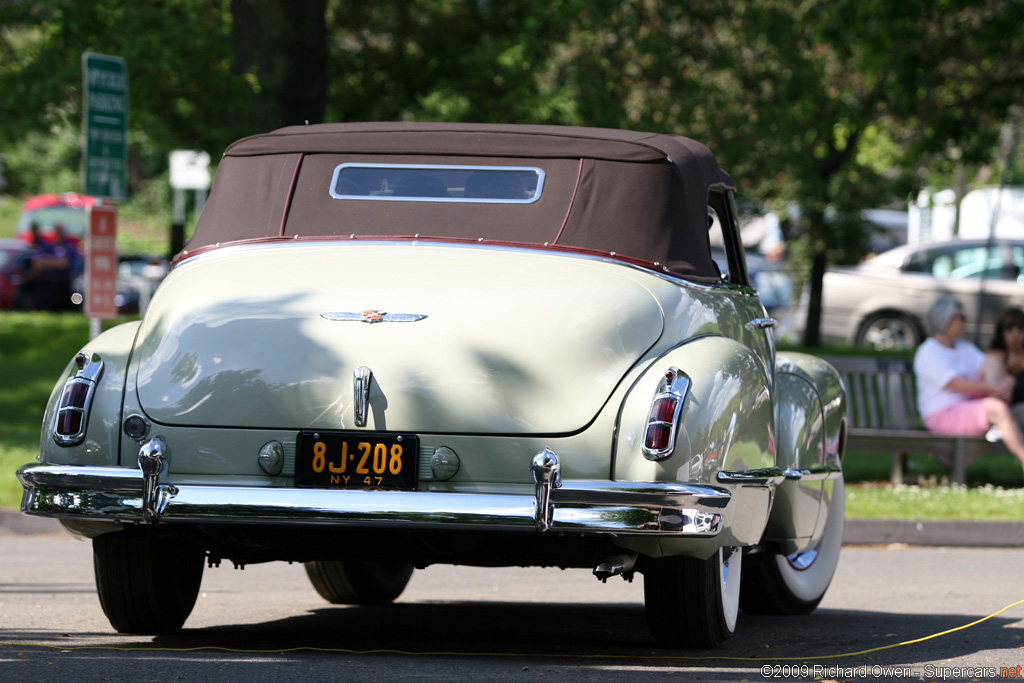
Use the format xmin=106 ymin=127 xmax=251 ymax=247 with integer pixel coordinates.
xmin=82 ymin=52 xmax=128 ymax=201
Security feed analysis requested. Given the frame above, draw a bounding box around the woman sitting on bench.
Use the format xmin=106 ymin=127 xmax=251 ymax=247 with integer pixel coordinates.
xmin=914 ymin=296 xmax=1024 ymax=469
xmin=981 ymin=307 xmax=1024 ymax=415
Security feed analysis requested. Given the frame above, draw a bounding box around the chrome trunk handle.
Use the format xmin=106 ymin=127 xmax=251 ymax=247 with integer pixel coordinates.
xmin=353 ymin=366 xmax=372 ymax=427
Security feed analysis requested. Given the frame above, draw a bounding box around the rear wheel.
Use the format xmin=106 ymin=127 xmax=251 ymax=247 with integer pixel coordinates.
xmin=93 ymin=531 xmax=205 ymax=634
xmin=643 ymin=546 xmax=742 ymax=649
xmin=304 ymin=559 xmax=414 ymax=605
xmin=741 ymin=477 xmax=845 ymax=614
xmin=856 ymin=313 xmax=922 ymax=351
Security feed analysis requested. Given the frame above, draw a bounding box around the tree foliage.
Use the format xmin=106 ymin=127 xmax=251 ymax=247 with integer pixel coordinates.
xmin=500 ymin=0 xmax=1024 ymax=343
xmin=0 ymin=1 xmax=238 ymax=155
xmin=324 ymin=0 xmax=580 ymax=124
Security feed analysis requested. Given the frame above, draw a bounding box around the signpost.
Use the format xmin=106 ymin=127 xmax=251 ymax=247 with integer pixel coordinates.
xmin=169 ymin=150 xmax=211 ymax=256
xmin=85 ymin=204 xmax=119 ymax=338
xmin=82 ymin=52 xmax=128 ymax=201
xmin=81 ymin=53 xmax=126 ymax=338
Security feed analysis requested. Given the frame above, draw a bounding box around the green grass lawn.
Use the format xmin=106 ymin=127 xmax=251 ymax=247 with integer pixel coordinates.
xmin=0 ymin=312 xmax=130 ymax=507
xmin=845 ymin=482 xmax=1024 ymax=520
xmin=3 ymin=313 xmax=1023 ymax=520
xmin=841 ymin=449 xmax=1024 ymax=520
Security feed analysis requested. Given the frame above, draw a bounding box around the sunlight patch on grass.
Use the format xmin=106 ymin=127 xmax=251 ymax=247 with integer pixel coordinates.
xmin=846 ymin=483 xmax=1024 ymax=520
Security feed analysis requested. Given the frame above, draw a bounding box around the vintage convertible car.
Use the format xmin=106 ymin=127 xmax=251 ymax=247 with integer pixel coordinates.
xmin=19 ymin=123 xmax=846 ymax=649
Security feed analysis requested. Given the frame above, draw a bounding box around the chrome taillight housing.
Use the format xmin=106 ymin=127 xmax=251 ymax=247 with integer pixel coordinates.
xmin=52 ymin=352 xmax=104 ymax=447
xmin=642 ymin=367 xmax=690 ymax=461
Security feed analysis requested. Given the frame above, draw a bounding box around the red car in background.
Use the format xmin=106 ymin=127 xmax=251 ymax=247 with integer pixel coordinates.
xmin=0 ymin=239 xmax=31 ymax=309
xmin=15 ymin=193 xmax=97 ymax=248
xmin=6 ymin=194 xmax=94 ymax=310
xmin=5 ymin=194 xmax=168 ymax=312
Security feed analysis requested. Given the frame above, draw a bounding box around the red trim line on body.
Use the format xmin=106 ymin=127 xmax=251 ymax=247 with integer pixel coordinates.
xmin=553 ymin=158 xmax=584 ymax=245
xmin=279 ymin=153 xmax=305 ymax=236
xmin=172 ymin=234 xmax=720 ymax=285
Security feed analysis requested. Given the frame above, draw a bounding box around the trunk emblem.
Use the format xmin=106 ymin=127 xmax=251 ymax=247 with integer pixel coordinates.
xmin=321 ymin=310 xmax=428 ymax=324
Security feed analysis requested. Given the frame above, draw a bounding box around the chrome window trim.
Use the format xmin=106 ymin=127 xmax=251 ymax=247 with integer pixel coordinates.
xmin=328 ymin=163 xmax=546 ymax=204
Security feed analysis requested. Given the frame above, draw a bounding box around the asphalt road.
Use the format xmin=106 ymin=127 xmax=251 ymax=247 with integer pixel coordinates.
xmin=7 ymin=508 xmax=1024 ymax=546
xmin=1 ymin=513 xmax=1023 ymax=682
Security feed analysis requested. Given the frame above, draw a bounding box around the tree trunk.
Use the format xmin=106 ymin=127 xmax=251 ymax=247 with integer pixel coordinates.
xmin=801 ymin=246 xmax=827 ymax=347
xmin=230 ymin=0 xmax=328 ymax=132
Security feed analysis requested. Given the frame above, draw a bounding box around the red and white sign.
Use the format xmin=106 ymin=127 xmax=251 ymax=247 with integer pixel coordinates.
xmin=86 ymin=204 xmax=118 ymax=319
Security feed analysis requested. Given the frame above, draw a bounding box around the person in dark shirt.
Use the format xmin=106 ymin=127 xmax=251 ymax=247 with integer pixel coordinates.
xmin=23 ymin=222 xmax=73 ymax=310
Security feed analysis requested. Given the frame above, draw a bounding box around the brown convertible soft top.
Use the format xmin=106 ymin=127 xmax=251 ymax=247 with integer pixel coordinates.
xmin=187 ymin=122 xmax=735 ymax=278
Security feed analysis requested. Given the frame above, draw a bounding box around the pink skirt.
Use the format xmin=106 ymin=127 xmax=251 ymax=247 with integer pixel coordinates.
xmin=922 ymin=399 xmax=990 ymax=435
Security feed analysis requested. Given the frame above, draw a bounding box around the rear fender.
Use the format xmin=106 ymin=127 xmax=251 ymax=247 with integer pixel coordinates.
xmin=611 ymin=336 xmax=776 ymax=555
xmin=763 ymin=352 xmax=846 ymax=553
xmin=614 ymin=336 xmax=774 ymax=485
xmin=38 ymin=322 xmax=140 ymax=468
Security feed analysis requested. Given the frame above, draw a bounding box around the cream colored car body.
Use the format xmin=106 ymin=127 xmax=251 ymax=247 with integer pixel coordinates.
xmin=31 ymin=241 xmax=842 ymax=556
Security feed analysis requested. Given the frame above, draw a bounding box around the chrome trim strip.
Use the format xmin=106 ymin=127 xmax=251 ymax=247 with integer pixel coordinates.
xmin=18 ymin=463 xmax=734 ymax=537
xmin=744 ymin=317 xmax=778 ymax=331
xmin=716 ymin=467 xmax=787 ymax=485
xmin=780 ymin=465 xmax=842 ymax=482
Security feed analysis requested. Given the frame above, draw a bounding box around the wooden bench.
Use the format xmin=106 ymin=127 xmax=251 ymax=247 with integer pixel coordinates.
xmin=821 ymin=355 xmax=1008 ymax=484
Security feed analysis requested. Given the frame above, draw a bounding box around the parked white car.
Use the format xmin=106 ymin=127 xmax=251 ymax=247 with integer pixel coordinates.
xmin=808 ymin=238 xmax=1024 ymax=349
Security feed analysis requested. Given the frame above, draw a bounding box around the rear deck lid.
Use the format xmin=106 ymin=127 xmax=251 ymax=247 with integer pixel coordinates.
xmin=134 ymin=243 xmax=664 ymax=434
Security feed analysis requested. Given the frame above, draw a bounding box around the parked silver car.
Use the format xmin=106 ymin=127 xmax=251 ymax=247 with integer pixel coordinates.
xmin=809 ymin=238 xmax=1024 ymax=349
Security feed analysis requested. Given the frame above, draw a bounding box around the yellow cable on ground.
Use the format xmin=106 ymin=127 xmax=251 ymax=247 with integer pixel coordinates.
xmin=1 ymin=598 xmax=1021 ymax=662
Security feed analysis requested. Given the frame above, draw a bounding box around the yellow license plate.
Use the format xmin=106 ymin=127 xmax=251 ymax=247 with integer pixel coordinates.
xmin=295 ymin=431 xmax=419 ymax=490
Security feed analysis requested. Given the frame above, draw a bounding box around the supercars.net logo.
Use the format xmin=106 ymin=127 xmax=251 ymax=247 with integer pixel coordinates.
xmin=760 ymin=664 xmax=1023 ymax=679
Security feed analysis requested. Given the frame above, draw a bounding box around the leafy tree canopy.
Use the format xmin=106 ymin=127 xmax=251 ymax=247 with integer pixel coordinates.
xmin=2 ymin=0 xmax=1023 ymax=343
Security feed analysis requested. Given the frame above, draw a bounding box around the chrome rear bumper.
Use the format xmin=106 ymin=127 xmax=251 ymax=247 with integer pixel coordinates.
xmin=18 ymin=461 xmax=733 ymax=537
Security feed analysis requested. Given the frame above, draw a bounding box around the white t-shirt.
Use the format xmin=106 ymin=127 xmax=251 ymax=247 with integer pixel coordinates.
xmin=913 ymin=337 xmax=987 ymax=418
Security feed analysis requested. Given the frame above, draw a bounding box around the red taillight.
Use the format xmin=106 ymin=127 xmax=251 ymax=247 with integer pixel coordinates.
xmin=643 ymin=395 xmax=680 ymax=453
xmin=650 ymin=395 xmax=679 ymax=424
xmin=641 ymin=369 xmax=689 ymax=461
xmin=52 ymin=354 xmax=103 ymax=446
xmin=55 ymin=402 xmax=85 ymax=436
xmin=54 ymin=378 xmax=93 ymax=443
xmin=644 ymin=422 xmax=672 ymax=452
xmin=58 ymin=379 xmax=92 ymax=411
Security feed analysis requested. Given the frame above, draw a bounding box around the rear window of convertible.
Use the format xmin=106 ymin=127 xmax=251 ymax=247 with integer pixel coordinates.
xmin=330 ymin=163 xmax=545 ymax=203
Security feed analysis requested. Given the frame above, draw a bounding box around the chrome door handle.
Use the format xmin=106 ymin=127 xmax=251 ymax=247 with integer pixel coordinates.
xmin=745 ymin=317 xmax=778 ymax=331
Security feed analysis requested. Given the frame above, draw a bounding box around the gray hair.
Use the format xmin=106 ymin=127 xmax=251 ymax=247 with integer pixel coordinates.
xmin=925 ymin=296 xmax=963 ymax=336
